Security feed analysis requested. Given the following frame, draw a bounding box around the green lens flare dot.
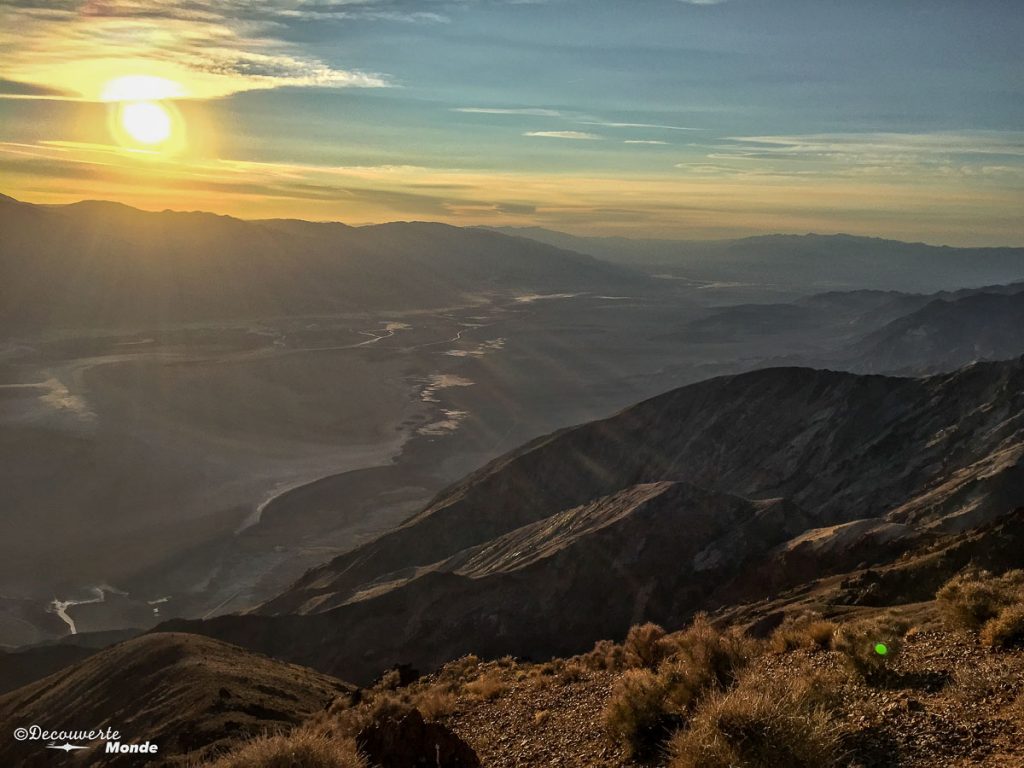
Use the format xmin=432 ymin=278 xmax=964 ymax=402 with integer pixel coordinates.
xmin=874 ymin=643 xmax=889 ymax=656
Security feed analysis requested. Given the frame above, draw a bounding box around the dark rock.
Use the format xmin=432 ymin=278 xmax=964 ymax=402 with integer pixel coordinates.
xmin=357 ymin=709 xmax=480 ymax=768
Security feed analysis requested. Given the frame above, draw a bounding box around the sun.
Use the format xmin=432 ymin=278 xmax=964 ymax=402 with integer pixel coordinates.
xmin=103 ymin=76 xmax=186 ymax=151
xmin=121 ymin=102 xmax=172 ymax=145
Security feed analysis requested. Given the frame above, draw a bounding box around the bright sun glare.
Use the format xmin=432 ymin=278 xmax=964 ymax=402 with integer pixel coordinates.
xmin=121 ymin=102 xmax=173 ymax=145
xmin=103 ymin=76 xmax=184 ymax=150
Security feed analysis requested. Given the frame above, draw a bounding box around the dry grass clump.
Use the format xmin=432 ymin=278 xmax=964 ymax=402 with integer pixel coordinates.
xmin=205 ymin=728 xmax=365 ymax=768
xmin=582 ymin=639 xmax=628 ymax=671
xmin=412 ymin=686 xmax=458 ymax=720
xmin=769 ymin=614 xmax=837 ymax=653
xmin=332 ymin=692 xmax=415 ymax=737
xmin=938 ymin=569 xmax=1024 ymax=630
xmin=465 ymin=672 xmax=508 ymax=701
xmin=602 ymin=615 xmax=756 ymax=758
xmin=603 ymin=668 xmax=682 ymax=757
xmin=624 ymin=622 xmax=672 ymax=668
xmin=664 ymin=614 xmax=759 ymax=689
xmin=979 ymin=604 xmax=1024 ymax=649
xmin=557 ymin=660 xmax=587 ymax=684
xmin=667 ymin=667 xmax=847 ymax=768
xmin=832 ymin=616 xmax=906 ymax=683
xmin=938 ymin=569 xmax=1024 ymax=649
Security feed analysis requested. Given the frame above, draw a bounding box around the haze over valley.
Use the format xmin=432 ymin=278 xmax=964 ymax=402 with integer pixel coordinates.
xmin=2 ymin=2 xmax=1023 ymax=766
xmin=2 ymin=193 xmax=1023 ymax=651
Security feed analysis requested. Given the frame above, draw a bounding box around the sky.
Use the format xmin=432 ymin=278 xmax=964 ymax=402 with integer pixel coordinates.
xmin=1 ymin=0 xmax=1022 ymax=244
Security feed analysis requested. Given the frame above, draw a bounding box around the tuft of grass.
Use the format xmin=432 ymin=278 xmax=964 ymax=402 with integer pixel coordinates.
xmin=582 ymin=639 xmax=628 ymax=672
xmin=603 ymin=615 xmax=756 ymax=758
xmin=937 ymin=569 xmax=1024 ymax=631
xmin=664 ymin=614 xmax=759 ymax=690
xmin=623 ymin=622 xmax=671 ymax=669
xmin=413 ymin=687 xmax=457 ymax=720
xmin=465 ymin=672 xmax=507 ymax=701
xmin=938 ymin=569 xmax=1024 ymax=650
xmin=205 ymin=729 xmax=365 ymax=768
xmin=832 ymin=616 xmax=906 ymax=684
xmin=980 ymin=604 xmax=1024 ymax=649
xmin=603 ymin=668 xmax=681 ymax=758
xmin=557 ymin=661 xmax=587 ymax=684
xmin=769 ymin=615 xmax=837 ymax=653
xmin=667 ymin=668 xmax=847 ymax=768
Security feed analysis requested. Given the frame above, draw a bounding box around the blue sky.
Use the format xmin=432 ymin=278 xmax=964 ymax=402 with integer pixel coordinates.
xmin=1 ymin=0 xmax=1021 ymax=243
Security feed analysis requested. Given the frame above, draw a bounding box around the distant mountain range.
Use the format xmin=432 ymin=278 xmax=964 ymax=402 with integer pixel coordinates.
xmin=849 ymin=289 xmax=1024 ymax=373
xmin=488 ymin=226 xmax=1024 ymax=294
xmin=6 ymin=194 xmax=1024 ymax=334
xmin=157 ymin=357 xmax=1024 ymax=683
xmin=0 ymin=194 xmax=647 ymax=332
xmin=674 ymin=281 xmax=1024 ymax=374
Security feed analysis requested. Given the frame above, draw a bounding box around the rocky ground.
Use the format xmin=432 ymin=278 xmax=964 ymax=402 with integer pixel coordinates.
xmin=404 ymin=620 xmax=1024 ymax=768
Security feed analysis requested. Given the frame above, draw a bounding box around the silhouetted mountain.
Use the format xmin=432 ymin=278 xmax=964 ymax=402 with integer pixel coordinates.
xmin=489 ymin=228 xmax=1024 ymax=294
xmin=159 ymin=358 xmax=1024 ymax=683
xmin=0 ymin=633 xmax=352 ymax=767
xmin=0 ymin=195 xmax=649 ymax=332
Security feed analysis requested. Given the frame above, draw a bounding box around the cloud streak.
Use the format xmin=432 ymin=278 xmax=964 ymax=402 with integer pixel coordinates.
xmin=524 ymin=131 xmax=602 ymax=140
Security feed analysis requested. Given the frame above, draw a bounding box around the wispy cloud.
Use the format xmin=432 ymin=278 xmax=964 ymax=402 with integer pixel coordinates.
xmin=582 ymin=121 xmax=698 ymax=131
xmin=524 ymin=131 xmax=602 ymax=140
xmin=456 ymin=108 xmax=698 ymax=132
xmin=0 ymin=1 xmax=398 ymax=100
xmin=625 ymin=140 xmax=669 ymax=145
xmin=455 ymin=107 xmax=570 ymax=118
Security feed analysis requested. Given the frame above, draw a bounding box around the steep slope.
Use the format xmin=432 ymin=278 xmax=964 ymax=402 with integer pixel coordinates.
xmin=160 ymin=359 xmax=1024 ymax=682
xmin=850 ymin=290 xmax=1024 ymax=373
xmin=0 ymin=633 xmax=352 ymax=767
xmin=0 ymin=194 xmax=648 ymax=332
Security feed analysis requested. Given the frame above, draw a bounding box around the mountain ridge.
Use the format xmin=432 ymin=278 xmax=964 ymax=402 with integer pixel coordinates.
xmin=154 ymin=358 xmax=1024 ymax=683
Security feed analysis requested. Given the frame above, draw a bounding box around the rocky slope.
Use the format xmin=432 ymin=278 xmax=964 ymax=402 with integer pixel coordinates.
xmin=0 ymin=633 xmax=352 ymax=767
xmin=157 ymin=358 xmax=1024 ymax=682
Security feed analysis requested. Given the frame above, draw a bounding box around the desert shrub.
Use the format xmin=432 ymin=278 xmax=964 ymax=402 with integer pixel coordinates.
xmin=206 ymin=729 xmax=365 ymax=768
xmin=937 ymin=569 xmax=1024 ymax=631
xmin=558 ymin=661 xmax=587 ymax=684
xmin=624 ymin=622 xmax=671 ymax=668
xmin=603 ymin=615 xmax=757 ymax=757
xmin=465 ymin=672 xmax=507 ymax=701
xmin=667 ymin=668 xmax=847 ymax=768
xmin=583 ymin=639 xmax=628 ymax=671
xmin=603 ymin=668 xmax=681 ymax=758
xmin=980 ymin=604 xmax=1024 ymax=649
xmin=832 ymin=617 xmax=906 ymax=684
xmin=333 ymin=691 xmax=414 ymax=738
xmin=769 ymin=615 xmax=837 ymax=653
xmin=374 ymin=668 xmax=402 ymax=691
xmin=412 ymin=687 xmax=457 ymax=720
xmin=665 ymin=614 xmax=759 ymax=690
